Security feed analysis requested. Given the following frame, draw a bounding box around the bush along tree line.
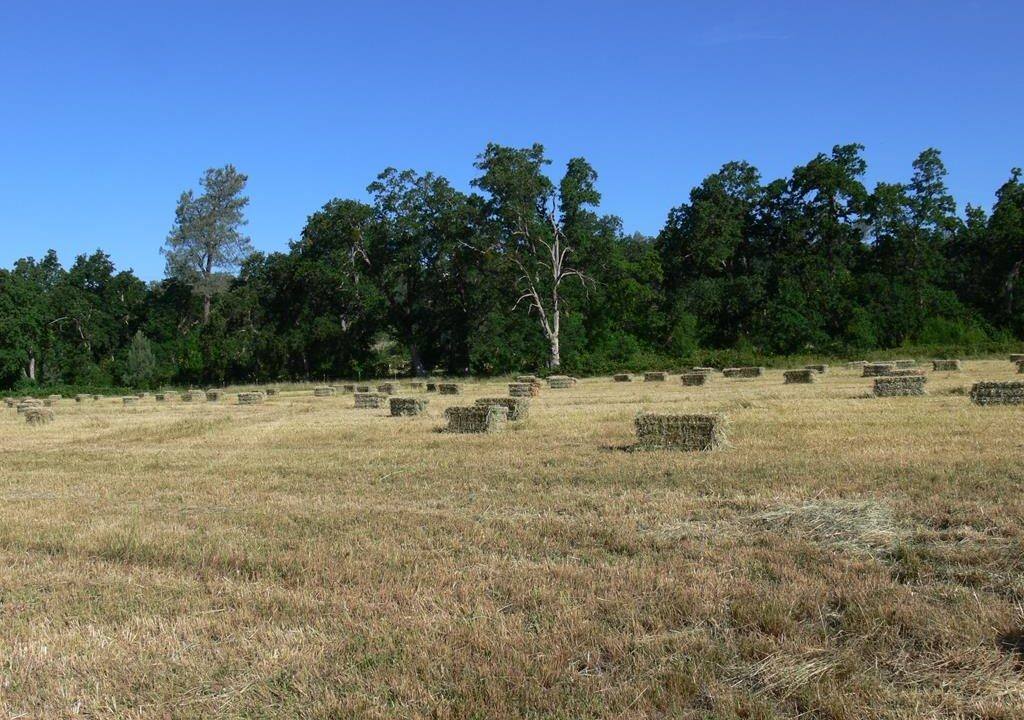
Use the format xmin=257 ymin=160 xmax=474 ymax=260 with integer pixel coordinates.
xmin=2 ymin=143 xmax=1024 ymax=392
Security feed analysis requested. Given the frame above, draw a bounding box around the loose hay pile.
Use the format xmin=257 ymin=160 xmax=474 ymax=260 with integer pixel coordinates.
xmin=508 ymin=382 xmax=540 ymax=397
xmin=377 ymin=383 xmax=400 ymax=395
xmin=444 ymin=405 xmax=508 ymax=433
xmin=932 ymin=359 xmax=962 ymax=371
xmin=643 ymin=371 xmax=667 ymax=382
xmin=389 ymin=397 xmax=428 ymax=416
xmin=680 ymin=372 xmax=709 ymax=386
xmin=237 ymin=392 xmax=265 ymax=405
xmin=354 ymin=392 xmax=387 ymax=409
xmin=475 ymin=397 xmax=530 ymax=421
xmin=313 ymin=386 xmax=336 ymax=397
xmin=862 ymin=362 xmax=896 ymax=377
xmin=873 ymin=376 xmax=927 ymax=397
xmin=613 ymin=373 xmax=632 ymax=382
xmin=633 ymin=413 xmax=726 ymax=451
xmin=547 ymin=375 xmax=575 ymax=389
xmin=970 ymin=381 xmax=1024 ymax=405
xmin=723 ymin=366 xmax=763 ymax=378
xmin=804 ymin=364 xmax=828 ymax=374
xmin=437 ymin=383 xmax=462 ymax=395
xmin=784 ymin=369 xmax=816 ymax=384
xmin=24 ymin=407 xmax=54 ymax=425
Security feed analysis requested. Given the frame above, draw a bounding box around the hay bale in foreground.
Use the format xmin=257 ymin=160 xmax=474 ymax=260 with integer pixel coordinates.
xmin=237 ymin=391 xmax=265 ymax=405
xmin=970 ymin=381 xmax=1024 ymax=405
xmin=547 ymin=375 xmax=575 ymax=389
xmin=313 ymin=386 xmax=336 ymax=397
xmin=508 ymin=382 xmax=540 ymax=397
xmin=644 ymin=371 xmax=667 ymax=382
xmin=475 ymin=396 xmax=530 ymax=421
xmin=932 ymin=359 xmax=962 ymax=372
xmin=24 ymin=407 xmax=54 ymax=425
xmin=390 ymin=397 xmax=428 ymax=416
xmin=784 ymin=369 xmax=816 ymax=384
xmin=804 ymin=364 xmax=828 ymax=374
xmin=122 ymin=396 xmax=138 ymax=406
xmin=873 ymin=376 xmax=927 ymax=397
xmin=354 ymin=392 xmax=387 ymax=408
xmin=613 ymin=373 xmax=632 ymax=382
xmin=680 ymin=373 xmax=709 ymax=386
xmin=437 ymin=383 xmax=462 ymax=395
xmin=634 ymin=413 xmax=725 ymax=451
xmin=444 ymin=405 xmax=508 ymax=433
xmin=377 ymin=382 xmax=400 ymax=395
xmin=723 ymin=366 xmax=763 ymax=378
xmin=862 ymin=362 xmax=895 ymax=377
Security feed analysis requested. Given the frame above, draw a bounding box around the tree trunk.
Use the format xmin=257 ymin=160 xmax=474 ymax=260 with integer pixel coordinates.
xmin=28 ymin=353 xmax=36 ymax=381
xmin=202 ymin=293 xmax=212 ymax=324
xmin=409 ymin=343 xmax=427 ymax=377
xmin=548 ymin=333 xmax=560 ymax=369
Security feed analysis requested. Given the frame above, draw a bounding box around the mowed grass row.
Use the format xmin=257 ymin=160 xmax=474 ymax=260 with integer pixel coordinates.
xmin=2 ymin=362 xmax=1023 ymax=718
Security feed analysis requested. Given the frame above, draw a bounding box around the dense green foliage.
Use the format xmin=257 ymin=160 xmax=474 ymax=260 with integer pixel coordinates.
xmin=2 ymin=144 xmax=1022 ymax=389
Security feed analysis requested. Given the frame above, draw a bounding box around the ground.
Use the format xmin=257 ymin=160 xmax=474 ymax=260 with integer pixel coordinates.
xmin=2 ymin=362 xmax=1023 ymax=719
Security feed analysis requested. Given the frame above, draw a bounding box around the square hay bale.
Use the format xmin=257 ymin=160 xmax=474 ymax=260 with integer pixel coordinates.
xmin=355 ymin=384 xmax=372 ymax=393
xmin=723 ymin=366 xmax=764 ymax=378
xmin=893 ymin=359 xmax=917 ymax=369
xmin=634 ymin=413 xmax=725 ymax=451
xmin=377 ymin=382 xmax=400 ymax=395
xmin=873 ymin=376 xmax=927 ymax=397
xmin=16 ymin=399 xmax=44 ymax=414
xmin=24 ymin=407 xmax=55 ymax=425
xmin=444 ymin=405 xmax=508 ymax=433
xmin=47 ymin=393 xmax=62 ymax=401
xmin=137 ymin=392 xmax=149 ymax=399
xmin=516 ymin=375 xmax=540 ymax=385
xmin=1010 ymin=354 xmax=1024 ymax=363
xmin=644 ymin=371 xmax=667 ymax=382
xmin=122 ymin=396 xmax=139 ymax=405
xmin=846 ymin=360 xmax=867 ymax=370
xmin=862 ymin=362 xmax=896 ymax=377
xmin=339 ymin=384 xmax=355 ymax=393
xmin=91 ymin=394 xmax=102 ymax=401
xmin=1017 ymin=361 xmax=1024 ymax=375
xmin=475 ymin=396 xmax=530 ymax=421
xmin=547 ymin=375 xmax=575 ymax=389
xmin=237 ymin=391 xmax=265 ymax=405
xmin=784 ymin=369 xmax=816 ymax=384
xmin=74 ymin=393 xmax=93 ymax=403
xmin=437 ymin=383 xmax=462 ymax=395
xmin=4 ymin=397 xmax=18 ymax=408
xmin=970 ymin=381 xmax=1024 ymax=405
xmin=313 ymin=386 xmax=336 ymax=397
xmin=804 ymin=364 xmax=828 ymax=374
xmin=680 ymin=372 xmax=709 ymax=386
xmin=265 ymin=388 xmax=278 ymax=396
xmin=691 ymin=366 xmax=717 ymax=374
xmin=508 ymin=382 xmax=540 ymax=397
xmin=426 ymin=382 xmax=438 ymax=392
xmin=932 ymin=359 xmax=962 ymax=372
xmin=181 ymin=390 xmax=206 ymax=402
xmin=354 ymin=392 xmax=387 ymax=408
xmin=389 ymin=397 xmax=429 ymax=416
xmin=613 ymin=373 xmax=632 ymax=382
xmin=205 ymin=390 xmax=222 ymax=401
xmin=884 ymin=368 xmax=925 ymax=377
xmin=43 ymin=397 xmax=59 ymax=407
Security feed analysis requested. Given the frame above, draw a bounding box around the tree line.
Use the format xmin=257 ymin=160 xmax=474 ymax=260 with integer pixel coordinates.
xmin=2 ymin=142 xmax=1023 ymax=390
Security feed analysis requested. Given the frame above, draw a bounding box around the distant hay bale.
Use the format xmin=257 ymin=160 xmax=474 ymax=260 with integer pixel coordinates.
xmin=475 ymin=396 xmax=530 ymax=421
xmin=1018 ymin=361 xmax=1024 ymax=375
xmin=516 ymin=375 xmax=540 ymax=385
xmin=354 ymin=392 xmax=387 ymax=408
xmin=122 ymin=396 xmax=139 ymax=406
xmin=437 ymin=383 xmax=462 ymax=395
xmin=377 ymin=382 xmax=400 ymax=395
xmin=784 ymin=369 xmax=816 ymax=384
xmin=444 ymin=404 xmax=508 ymax=433
xmin=16 ymin=399 xmax=44 ymax=414
xmin=91 ymin=394 xmax=102 ymax=401
xmin=634 ymin=412 xmax=726 ymax=451
xmin=74 ymin=393 xmax=92 ymax=403
xmin=407 ymin=382 xmax=425 ymax=390
xmin=1010 ymin=354 xmax=1024 ymax=363
xmin=970 ymin=381 xmax=1024 ymax=406
xmin=884 ymin=368 xmax=925 ymax=377
xmin=237 ymin=391 xmax=265 ymax=405
xmin=723 ymin=366 xmax=763 ymax=379
xmin=862 ymin=362 xmax=895 ymax=377
xmin=846 ymin=360 xmax=867 ymax=370
xmin=893 ymin=359 xmax=917 ymax=369
xmin=389 ymin=397 xmax=428 ymax=416
xmin=680 ymin=372 xmax=709 ymax=386
xmin=265 ymin=388 xmax=278 ymax=396
xmin=508 ymin=382 xmax=540 ymax=397
xmin=24 ymin=407 xmax=54 ymax=425
xmin=181 ymin=390 xmax=206 ymax=402
xmin=340 ymin=384 xmax=355 ymax=393
xmin=205 ymin=390 xmax=222 ymax=401
xmin=613 ymin=373 xmax=632 ymax=382
xmin=313 ymin=386 xmax=336 ymax=397
xmin=426 ymin=382 xmax=438 ymax=392
xmin=547 ymin=375 xmax=575 ymax=389
xmin=4 ymin=397 xmax=19 ymax=408
xmin=804 ymin=364 xmax=828 ymax=374
xmin=932 ymin=359 xmax=962 ymax=372
xmin=644 ymin=371 xmax=667 ymax=382
xmin=691 ymin=366 xmax=717 ymax=374
xmin=48 ymin=393 xmax=62 ymax=401
xmin=354 ymin=384 xmax=372 ymax=393
xmin=43 ymin=396 xmax=60 ymax=407
xmin=873 ymin=376 xmax=927 ymax=397
xmin=136 ymin=392 xmax=149 ymax=399
xmin=155 ymin=393 xmax=167 ymax=402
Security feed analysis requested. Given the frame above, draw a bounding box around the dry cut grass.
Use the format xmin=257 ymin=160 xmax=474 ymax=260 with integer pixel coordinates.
xmin=2 ymin=362 xmax=1024 ymax=718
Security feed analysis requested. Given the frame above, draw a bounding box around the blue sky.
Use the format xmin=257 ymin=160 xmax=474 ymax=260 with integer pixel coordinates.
xmin=1 ymin=1 xmax=1020 ymax=280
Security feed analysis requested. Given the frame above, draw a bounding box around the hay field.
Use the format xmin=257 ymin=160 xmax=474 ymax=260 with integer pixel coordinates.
xmin=2 ymin=362 xmax=1024 ymax=718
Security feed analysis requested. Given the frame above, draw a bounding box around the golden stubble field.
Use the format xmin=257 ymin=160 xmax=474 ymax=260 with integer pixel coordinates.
xmin=2 ymin=362 xmax=1024 ymax=719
